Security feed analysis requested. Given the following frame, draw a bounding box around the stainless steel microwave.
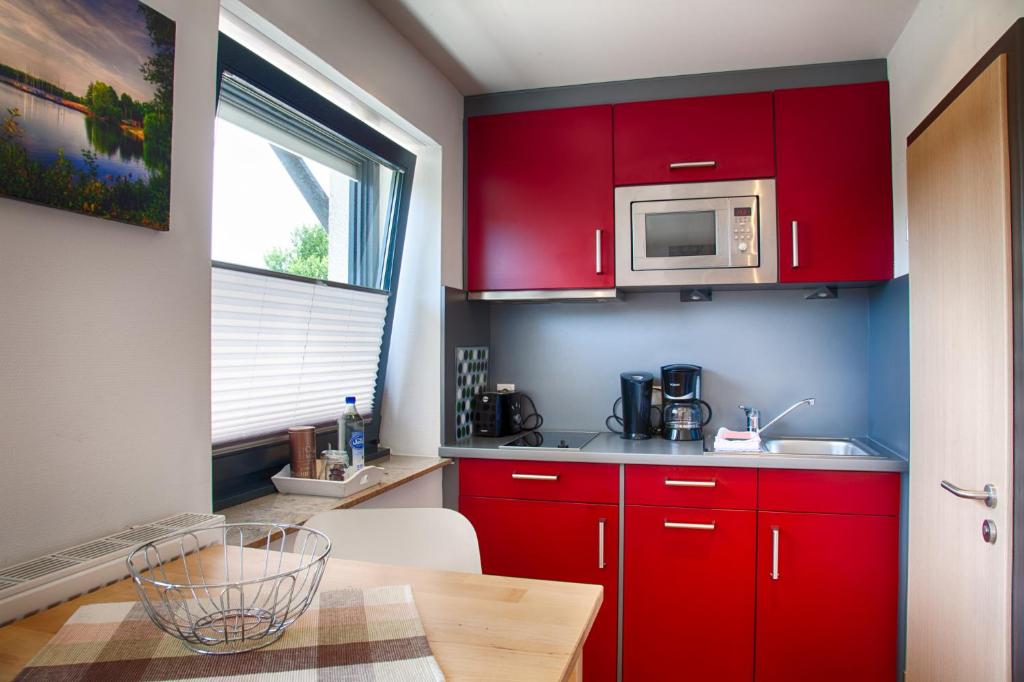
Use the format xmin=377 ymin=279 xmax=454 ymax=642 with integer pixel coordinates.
xmin=614 ymin=178 xmax=777 ymax=287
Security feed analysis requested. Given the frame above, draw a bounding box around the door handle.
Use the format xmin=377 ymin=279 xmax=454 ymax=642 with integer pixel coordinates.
xmin=511 ymin=473 xmax=559 ymax=481
xmin=940 ymin=480 xmax=997 ymax=508
xmin=771 ymin=526 xmax=780 ymax=580
xmin=598 ymin=519 xmax=606 ymax=569
xmin=595 ymin=228 xmax=603 ymax=274
xmin=791 ymin=220 xmax=799 ymax=268
xmin=669 ymin=160 xmax=716 ymax=169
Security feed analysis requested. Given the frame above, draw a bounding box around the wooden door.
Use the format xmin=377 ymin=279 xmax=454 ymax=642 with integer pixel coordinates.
xmin=622 ymin=505 xmax=756 ymax=681
xmin=775 ymin=82 xmax=894 ymax=283
xmin=754 ymin=511 xmax=899 ymax=682
xmin=466 ymin=105 xmax=614 ymax=291
xmin=906 ymin=55 xmax=1013 ymax=681
xmin=459 ymin=496 xmax=619 ymax=682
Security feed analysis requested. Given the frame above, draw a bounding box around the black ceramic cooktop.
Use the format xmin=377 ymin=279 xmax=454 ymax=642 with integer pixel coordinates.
xmin=498 ymin=431 xmax=599 ymax=451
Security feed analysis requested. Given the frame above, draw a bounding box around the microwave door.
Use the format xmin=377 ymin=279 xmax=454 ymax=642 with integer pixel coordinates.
xmin=631 ymin=199 xmax=732 ymax=271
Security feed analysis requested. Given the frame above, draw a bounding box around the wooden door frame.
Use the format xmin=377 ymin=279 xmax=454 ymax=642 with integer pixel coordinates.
xmin=908 ymin=18 xmax=1024 ymax=680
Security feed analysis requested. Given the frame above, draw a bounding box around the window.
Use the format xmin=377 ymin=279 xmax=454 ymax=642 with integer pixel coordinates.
xmin=211 ymin=35 xmax=415 ymax=504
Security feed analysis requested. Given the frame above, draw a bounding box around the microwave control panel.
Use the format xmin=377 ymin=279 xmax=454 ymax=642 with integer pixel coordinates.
xmin=729 ymin=197 xmax=759 ymax=265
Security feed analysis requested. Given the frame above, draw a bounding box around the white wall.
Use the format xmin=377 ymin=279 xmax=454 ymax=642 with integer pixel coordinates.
xmin=888 ymin=0 xmax=1023 ymax=276
xmin=354 ymin=469 xmax=443 ymax=508
xmin=0 ymin=0 xmax=219 ymax=566
xmin=225 ymin=0 xmax=464 ymax=457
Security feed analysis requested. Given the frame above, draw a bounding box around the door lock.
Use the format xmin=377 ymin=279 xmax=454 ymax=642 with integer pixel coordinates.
xmin=982 ymin=519 xmax=997 ymax=545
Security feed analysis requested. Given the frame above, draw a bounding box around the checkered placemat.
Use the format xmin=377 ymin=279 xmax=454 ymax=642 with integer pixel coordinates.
xmin=15 ymin=585 xmax=445 ymax=681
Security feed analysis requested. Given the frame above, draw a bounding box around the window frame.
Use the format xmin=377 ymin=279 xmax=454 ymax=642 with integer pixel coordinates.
xmin=211 ymin=34 xmax=416 ymax=509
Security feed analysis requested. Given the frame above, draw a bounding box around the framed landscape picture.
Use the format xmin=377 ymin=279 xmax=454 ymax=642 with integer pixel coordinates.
xmin=0 ymin=0 xmax=175 ymax=230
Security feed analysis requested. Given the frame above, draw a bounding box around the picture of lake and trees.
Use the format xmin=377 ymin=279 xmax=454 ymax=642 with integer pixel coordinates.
xmin=0 ymin=0 xmax=175 ymax=229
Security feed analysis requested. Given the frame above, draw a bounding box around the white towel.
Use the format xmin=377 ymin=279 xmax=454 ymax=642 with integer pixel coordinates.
xmin=713 ymin=427 xmax=762 ymax=452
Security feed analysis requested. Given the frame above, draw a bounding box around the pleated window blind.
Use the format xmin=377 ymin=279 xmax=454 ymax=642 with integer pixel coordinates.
xmin=211 ymin=266 xmax=388 ymax=444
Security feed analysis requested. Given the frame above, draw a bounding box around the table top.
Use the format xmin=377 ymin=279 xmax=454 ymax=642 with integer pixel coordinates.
xmin=0 ymin=545 xmax=601 ymax=681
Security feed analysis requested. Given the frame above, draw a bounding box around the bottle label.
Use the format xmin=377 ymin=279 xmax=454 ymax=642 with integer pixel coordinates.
xmin=350 ymin=432 xmax=364 ymax=450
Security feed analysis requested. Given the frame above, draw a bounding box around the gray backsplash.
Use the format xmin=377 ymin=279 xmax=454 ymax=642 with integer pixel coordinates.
xmin=868 ymin=275 xmax=910 ymax=456
xmin=488 ymin=289 xmax=871 ymax=439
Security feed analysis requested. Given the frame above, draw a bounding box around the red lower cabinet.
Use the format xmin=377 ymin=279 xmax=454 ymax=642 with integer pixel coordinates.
xmin=623 ymin=505 xmax=756 ymax=681
xmin=459 ymin=496 xmax=618 ymax=682
xmin=755 ymin=511 xmax=899 ymax=682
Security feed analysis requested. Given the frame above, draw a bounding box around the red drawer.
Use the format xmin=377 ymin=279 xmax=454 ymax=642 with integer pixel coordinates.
xmin=625 ymin=465 xmax=757 ymax=510
xmin=459 ymin=458 xmax=619 ymax=504
xmin=758 ymin=469 xmax=900 ymax=516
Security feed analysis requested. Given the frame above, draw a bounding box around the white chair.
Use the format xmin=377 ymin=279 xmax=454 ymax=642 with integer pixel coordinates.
xmin=303 ymin=507 xmax=482 ymax=574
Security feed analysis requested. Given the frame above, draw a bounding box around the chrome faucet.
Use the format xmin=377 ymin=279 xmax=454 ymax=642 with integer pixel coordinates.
xmin=739 ymin=405 xmax=760 ymax=432
xmin=739 ymin=398 xmax=815 ymax=434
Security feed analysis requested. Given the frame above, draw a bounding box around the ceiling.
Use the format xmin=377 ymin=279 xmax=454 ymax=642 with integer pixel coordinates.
xmin=367 ymin=0 xmax=920 ymax=95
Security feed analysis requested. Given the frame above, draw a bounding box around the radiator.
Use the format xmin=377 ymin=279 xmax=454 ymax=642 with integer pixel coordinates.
xmin=0 ymin=512 xmax=224 ymax=625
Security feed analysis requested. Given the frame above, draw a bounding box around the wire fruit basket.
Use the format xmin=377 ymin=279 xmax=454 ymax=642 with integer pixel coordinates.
xmin=126 ymin=523 xmax=332 ymax=654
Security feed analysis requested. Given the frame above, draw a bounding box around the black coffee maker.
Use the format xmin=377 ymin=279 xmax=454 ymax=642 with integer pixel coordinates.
xmin=661 ymin=364 xmax=712 ymax=441
xmin=618 ymin=371 xmax=655 ymax=440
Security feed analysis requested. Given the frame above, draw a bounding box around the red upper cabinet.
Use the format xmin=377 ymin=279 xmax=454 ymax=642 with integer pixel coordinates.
xmin=466 ymin=105 xmax=614 ymax=291
xmin=755 ymin=511 xmax=899 ymax=682
xmin=613 ymin=92 xmax=775 ymax=185
xmin=460 ymin=495 xmax=618 ymax=682
xmin=775 ymin=81 xmax=894 ymax=283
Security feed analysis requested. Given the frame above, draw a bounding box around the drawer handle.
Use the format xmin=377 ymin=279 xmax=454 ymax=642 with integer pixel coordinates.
xmin=511 ymin=473 xmax=559 ymax=481
xmin=669 ymin=160 xmax=716 ymax=169
xmin=664 ymin=521 xmax=716 ymax=531
xmin=664 ymin=479 xmax=716 ymax=488
xmin=598 ymin=519 xmax=606 ymax=569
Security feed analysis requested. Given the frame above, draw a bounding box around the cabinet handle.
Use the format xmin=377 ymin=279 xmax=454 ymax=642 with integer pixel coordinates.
xmin=791 ymin=220 xmax=800 ymax=268
xmin=664 ymin=521 xmax=716 ymax=530
xmin=511 ymin=473 xmax=559 ymax=481
xmin=598 ymin=519 xmax=606 ymax=569
xmin=595 ymin=228 xmax=603 ymax=274
xmin=669 ymin=160 xmax=716 ymax=169
xmin=771 ymin=526 xmax=780 ymax=580
xmin=664 ymin=479 xmax=716 ymax=488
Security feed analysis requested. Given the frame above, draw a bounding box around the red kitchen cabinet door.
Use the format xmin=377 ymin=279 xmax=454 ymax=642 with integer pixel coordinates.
xmin=467 ymin=105 xmax=614 ymax=291
xmin=614 ymin=92 xmax=775 ymax=185
xmin=623 ymin=505 xmax=756 ymax=681
xmin=755 ymin=512 xmax=898 ymax=682
xmin=459 ymin=496 xmax=618 ymax=682
xmin=775 ymin=82 xmax=894 ymax=283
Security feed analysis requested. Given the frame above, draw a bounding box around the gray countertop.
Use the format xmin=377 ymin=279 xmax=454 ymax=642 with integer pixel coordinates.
xmin=440 ymin=431 xmax=908 ymax=472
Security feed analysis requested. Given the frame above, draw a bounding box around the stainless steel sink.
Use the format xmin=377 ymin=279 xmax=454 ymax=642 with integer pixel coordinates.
xmin=760 ymin=437 xmax=880 ymax=457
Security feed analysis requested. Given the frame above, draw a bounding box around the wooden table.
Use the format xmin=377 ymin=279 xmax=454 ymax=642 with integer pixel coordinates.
xmin=0 ymin=545 xmax=601 ymax=681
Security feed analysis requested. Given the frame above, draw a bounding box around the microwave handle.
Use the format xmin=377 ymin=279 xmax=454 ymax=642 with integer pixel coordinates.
xmin=595 ymin=228 xmax=603 ymax=274
xmin=791 ymin=220 xmax=800 ymax=268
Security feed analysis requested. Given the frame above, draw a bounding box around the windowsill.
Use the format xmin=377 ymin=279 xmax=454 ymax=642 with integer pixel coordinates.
xmin=218 ymin=454 xmax=451 ymax=526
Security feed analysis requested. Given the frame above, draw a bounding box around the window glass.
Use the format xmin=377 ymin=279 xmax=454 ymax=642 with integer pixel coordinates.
xmin=212 ymin=74 xmax=400 ymax=289
xmin=646 ymin=211 xmax=717 ymax=257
